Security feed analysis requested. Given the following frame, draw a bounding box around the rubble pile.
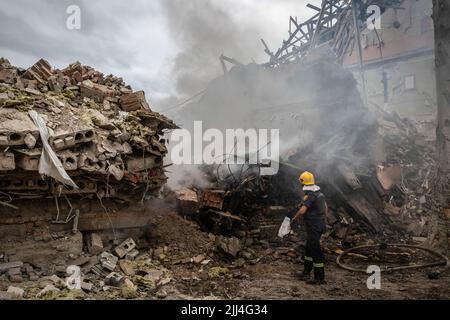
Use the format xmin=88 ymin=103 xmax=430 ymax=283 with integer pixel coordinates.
xmin=173 ymin=61 xmax=437 ymax=245
xmin=0 ymin=57 xmax=177 ymax=203
xmin=0 ymin=212 xmax=259 ymax=300
xmin=0 ymin=234 xmax=173 ymax=299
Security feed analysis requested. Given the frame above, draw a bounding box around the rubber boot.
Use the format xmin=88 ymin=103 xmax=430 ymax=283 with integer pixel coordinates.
xmin=307 ymin=267 xmax=326 ymax=285
xmin=296 ymin=260 xmax=313 ymax=281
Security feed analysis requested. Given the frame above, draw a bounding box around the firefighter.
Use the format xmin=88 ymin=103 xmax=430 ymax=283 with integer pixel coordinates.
xmin=291 ymin=171 xmax=327 ymax=285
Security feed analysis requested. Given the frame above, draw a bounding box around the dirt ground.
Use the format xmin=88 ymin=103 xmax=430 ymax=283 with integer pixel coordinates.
xmin=1 ymin=209 xmax=449 ymax=300
xmin=143 ymin=211 xmax=450 ymax=300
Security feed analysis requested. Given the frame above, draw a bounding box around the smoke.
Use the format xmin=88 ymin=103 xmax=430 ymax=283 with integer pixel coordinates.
xmin=159 ymin=0 xmax=318 ymax=100
xmin=165 ymin=164 xmax=213 ymax=190
xmin=171 ymin=59 xmax=377 ymax=182
xmin=157 ymin=0 xmax=373 ymax=189
xmin=159 ymin=0 xmax=257 ymax=97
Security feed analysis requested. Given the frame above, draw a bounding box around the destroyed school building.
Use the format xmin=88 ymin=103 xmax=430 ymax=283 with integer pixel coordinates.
xmin=0 ymin=0 xmax=448 ymax=300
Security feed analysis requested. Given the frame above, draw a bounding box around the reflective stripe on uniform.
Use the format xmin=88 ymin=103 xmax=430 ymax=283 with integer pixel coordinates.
xmin=304 ymin=256 xmax=313 ymax=262
xmin=313 ymin=262 xmax=324 ymax=268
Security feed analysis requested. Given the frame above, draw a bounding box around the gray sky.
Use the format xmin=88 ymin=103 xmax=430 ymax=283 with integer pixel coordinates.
xmin=0 ymin=0 xmax=320 ymax=111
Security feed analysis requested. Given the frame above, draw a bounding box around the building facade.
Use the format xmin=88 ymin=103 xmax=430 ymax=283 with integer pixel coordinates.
xmin=344 ymin=0 xmax=436 ymax=130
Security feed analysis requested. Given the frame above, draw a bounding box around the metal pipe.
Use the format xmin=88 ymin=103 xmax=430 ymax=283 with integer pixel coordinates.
xmin=336 ymin=243 xmax=450 ymax=273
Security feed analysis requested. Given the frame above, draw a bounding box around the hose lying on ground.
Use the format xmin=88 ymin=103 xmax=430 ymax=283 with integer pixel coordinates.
xmin=336 ymin=243 xmax=450 ymax=273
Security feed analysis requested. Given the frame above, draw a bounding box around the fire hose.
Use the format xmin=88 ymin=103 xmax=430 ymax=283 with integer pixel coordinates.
xmin=336 ymin=243 xmax=450 ymax=273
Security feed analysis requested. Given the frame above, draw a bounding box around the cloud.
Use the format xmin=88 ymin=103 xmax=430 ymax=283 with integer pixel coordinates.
xmin=159 ymin=0 xmax=320 ymax=102
xmin=0 ymin=0 xmax=176 ymax=100
xmin=0 ymin=0 xmax=320 ymax=108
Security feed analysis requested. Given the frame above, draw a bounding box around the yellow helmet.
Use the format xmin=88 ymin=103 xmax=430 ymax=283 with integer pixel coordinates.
xmin=299 ymin=171 xmax=315 ymax=185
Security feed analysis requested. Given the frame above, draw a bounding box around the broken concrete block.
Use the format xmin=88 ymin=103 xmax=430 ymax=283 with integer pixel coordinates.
xmin=108 ymin=163 xmax=124 ymax=181
xmin=105 ymin=272 xmax=124 ymax=287
xmin=80 ymin=281 xmax=93 ymax=292
xmin=114 ymin=238 xmax=136 ymax=258
xmin=0 ymin=152 xmax=15 ymax=171
xmin=50 ymin=129 xmax=95 ymax=150
xmin=80 ymin=80 xmax=114 ymax=103
xmin=119 ymin=260 xmax=135 ymax=276
xmin=64 ymin=135 xmax=75 ymax=147
xmin=125 ymin=249 xmax=139 ymax=261
xmin=0 ymin=261 xmax=23 ymax=272
xmin=99 ymin=252 xmax=118 ymax=271
xmin=57 ymin=150 xmax=79 ymax=171
xmin=0 ymin=111 xmax=40 ymax=148
xmin=23 ymin=59 xmax=53 ymax=84
xmin=23 ymin=79 xmax=38 ymax=90
xmin=120 ymin=91 xmax=150 ymax=111
xmin=7 ymin=286 xmax=24 ymax=299
xmin=24 ymin=133 xmax=37 ymax=149
xmin=52 ymin=138 xmax=65 ymax=150
xmin=0 ymin=68 xmax=17 ymax=84
xmin=48 ymin=74 xmax=63 ymax=93
xmin=52 ymin=179 xmax=97 ymax=195
xmin=73 ymin=71 xmax=82 ymax=84
xmin=0 ymin=59 xmax=174 ymax=215
xmin=14 ymin=148 xmax=41 ymax=170
xmin=0 ymin=135 xmax=7 ymax=145
xmin=216 ymin=236 xmax=241 ymax=257
xmin=0 ymin=178 xmax=49 ymax=191
xmin=87 ymin=233 xmax=104 ymax=254
xmin=126 ymin=156 xmax=159 ymax=172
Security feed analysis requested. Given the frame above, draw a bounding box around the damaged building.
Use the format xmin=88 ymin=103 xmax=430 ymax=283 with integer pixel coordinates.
xmin=0 ymin=0 xmax=448 ymax=301
xmin=0 ymin=57 xmax=177 ymax=284
xmin=168 ymin=0 xmax=448 ymax=283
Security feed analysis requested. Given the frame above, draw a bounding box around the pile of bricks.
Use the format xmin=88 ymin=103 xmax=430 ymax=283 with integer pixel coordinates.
xmin=0 ymin=57 xmax=177 ymax=200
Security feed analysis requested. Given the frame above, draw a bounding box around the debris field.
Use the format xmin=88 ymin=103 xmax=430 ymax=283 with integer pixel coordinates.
xmin=0 ymin=54 xmax=449 ymax=300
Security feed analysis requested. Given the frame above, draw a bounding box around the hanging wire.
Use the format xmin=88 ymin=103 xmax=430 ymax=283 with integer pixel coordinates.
xmin=97 ymin=193 xmax=117 ymax=241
